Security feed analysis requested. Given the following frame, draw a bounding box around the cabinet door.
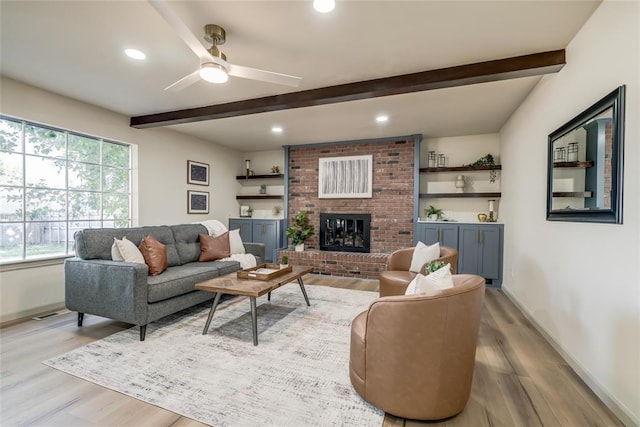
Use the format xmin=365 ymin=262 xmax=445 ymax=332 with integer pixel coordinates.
xmin=228 ymin=219 xmax=252 ymax=243
xmin=252 ymin=220 xmax=278 ymax=263
xmin=415 ymin=224 xmax=439 ymax=245
xmin=458 ymin=225 xmax=502 ymax=282
xmin=415 ymin=223 xmax=458 ymax=248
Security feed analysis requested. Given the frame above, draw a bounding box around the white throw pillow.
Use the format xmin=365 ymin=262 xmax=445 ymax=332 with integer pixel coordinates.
xmin=228 ymin=229 xmax=246 ymax=255
xmin=114 ymin=236 xmax=145 ymax=264
xmin=416 ymin=263 xmax=454 ymax=293
xmin=409 ymin=241 xmax=440 ymax=273
xmin=111 ymin=238 xmax=125 ymax=261
xmin=405 ymin=275 xmax=419 ymax=295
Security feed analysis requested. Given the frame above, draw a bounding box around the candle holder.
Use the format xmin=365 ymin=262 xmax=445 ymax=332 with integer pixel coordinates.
xmin=436 ymin=154 xmax=446 ymax=167
xmin=487 ymin=199 xmax=497 ymax=222
xmin=428 ymin=151 xmax=436 ymax=168
xmin=245 ymin=159 xmax=251 ymax=179
xmin=567 ymin=142 xmax=579 ymax=162
xmin=553 ymin=147 xmax=566 ymax=163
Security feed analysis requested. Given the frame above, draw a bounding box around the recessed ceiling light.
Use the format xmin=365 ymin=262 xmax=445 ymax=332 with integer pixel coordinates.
xmin=272 ymin=126 xmax=283 ymax=133
xmin=376 ymin=115 xmax=389 ymax=123
xmin=124 ymin=48 xmax=146 ymax=60
xmin=313 ymin=0 xmax=335 ymax=13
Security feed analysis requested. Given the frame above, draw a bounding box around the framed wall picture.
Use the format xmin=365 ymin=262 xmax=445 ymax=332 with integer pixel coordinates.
xmin=239 ymin=205 xmax=251 ymax=217
xmin=187 ymin=190 xmax=209 ymax=214
xmin=187 ymin=160 xmax=209 ymax=186
xmin=318 ymin=154 xmax=373 ymax=198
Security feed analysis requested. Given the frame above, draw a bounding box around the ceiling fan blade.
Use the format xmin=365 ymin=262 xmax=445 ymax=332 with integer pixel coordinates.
xmin=227 ymin=63 xmax=302 ymax=87
xmin=148 ymin=0 xmax=212 ymax=62
xmin=165 ymin=70 xmax=200 ymax=91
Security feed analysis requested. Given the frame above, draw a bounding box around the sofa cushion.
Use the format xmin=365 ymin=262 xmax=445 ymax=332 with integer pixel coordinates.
xmin=140 ymin=226 xmax=180 ymax=267
xmin=147 ymin=261 xmax=240 ymax=303
xmin=139 ymin=235 xmax=168 ymax=276
xmin=199 ymin=232 xmax=230 ymax=262
xmin=75 ymin=228 xmax=145 ymax=260
xmin=229 ymin=229 xmax=246 ymax=255
xmin=115 ymin=236 xmax=145 ymax=264
xmin=409 ymin=241 xmax=440 ymax=273
xmin=171 ymin=224 xmax=208 ymax=265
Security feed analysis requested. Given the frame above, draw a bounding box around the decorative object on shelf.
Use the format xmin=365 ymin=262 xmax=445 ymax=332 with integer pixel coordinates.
xmin=425 ymin=205 xmax=444 ymax=221
xmin=273 ymin=205 xmax=282 ymax=216
xmin=477 ymin=213 xmax=488 ymax=222
xmin=271 ymin=165 xmax=280 ymax=174
xmin=436 ymin=153 xmax=446 ymax=167
xmin=280 ymin=255 xmax=289 ymax=269
xmin=465 ymin=153 xmax=498 ymax=182
xmin=245 ymin=159 xmax=251 ymax=179
xmin=318 ymin=155 xmax=372 ymax=198
xmin=455 ymin=175 xmax=466 ymax=193
xmin=286 ymin=210 xmax=315 ymax=252
xmin=187 ymin=190 xmax=209 ymax=214
xmin=187 ymin=160 xmax=209 ymax=186
xmin=247 ymin=207 xmax=254 ymax=217
xmin=259 ymin=184 xmax=267 ymax=194
xmin=554 ymin=147 xmax=566 ymax=163
xmin=567 ymin=142 xmax=579 ymax=162
xmin=424 ymin=260 xmax=446 ymax=275
xmin=427 ymin=151 xmax=436 ymax=168
xmin=487 ymin=200 xmax=497 ymax=222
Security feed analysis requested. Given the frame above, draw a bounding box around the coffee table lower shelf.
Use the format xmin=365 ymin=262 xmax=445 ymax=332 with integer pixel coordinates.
xmin=195 ymin=265 xmax=314 ymax=346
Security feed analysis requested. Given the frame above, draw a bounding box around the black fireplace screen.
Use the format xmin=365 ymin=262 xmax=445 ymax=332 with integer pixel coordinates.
xmin=320 ymin=213 xmax=371 ymax=253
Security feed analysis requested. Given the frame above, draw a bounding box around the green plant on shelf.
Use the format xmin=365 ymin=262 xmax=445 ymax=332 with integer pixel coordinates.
xmin=425 ymin=205 xmax=444 ymax=220
xmin=465 ymin=153 xmax=498 ymax=183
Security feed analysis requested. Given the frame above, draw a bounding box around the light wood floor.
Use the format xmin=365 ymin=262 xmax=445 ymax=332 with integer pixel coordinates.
xmin=0 ymin=275 xmax=622 ymax=426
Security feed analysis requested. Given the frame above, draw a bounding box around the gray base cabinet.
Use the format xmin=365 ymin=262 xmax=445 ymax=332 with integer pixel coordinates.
xmin=415 ymin=222 xmax=504 ymax=287
xmin=228 ymin=218 xmax=285 ymax=263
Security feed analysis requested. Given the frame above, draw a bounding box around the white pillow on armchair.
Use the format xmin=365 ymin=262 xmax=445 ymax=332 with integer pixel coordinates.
xmin=409 ymin=241 xmax=440 ymax=273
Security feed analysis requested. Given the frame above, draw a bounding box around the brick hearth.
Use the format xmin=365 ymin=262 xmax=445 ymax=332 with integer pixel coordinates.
xmin=277 ymin=250 xmax=388 ymax=280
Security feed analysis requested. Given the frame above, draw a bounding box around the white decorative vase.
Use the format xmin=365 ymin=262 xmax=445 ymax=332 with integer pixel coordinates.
xmin=455 ymin=175 xmax=465 ymax=193
xmin=295 ymin=243 xmax=305 ymax=252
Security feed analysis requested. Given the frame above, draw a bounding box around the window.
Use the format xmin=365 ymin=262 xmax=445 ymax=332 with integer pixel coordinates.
xmin=0 ymin=116 xmax=132 ymax=262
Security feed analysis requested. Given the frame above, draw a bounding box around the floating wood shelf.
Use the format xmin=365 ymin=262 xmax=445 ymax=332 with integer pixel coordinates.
xmin=552 ymin=192 xmax=593 ymax=198
xmin=236 ymin=195 xmax=283 ymax=200
xmin=419 ymin=192 xmax=502 ymax=198
xmin=419 ymin=165 xmax=502 ymax=173
xmin=552 ymin=161 xmax=594 ymax=168
xmin=235 ymin=174 xmax=284 ymax=180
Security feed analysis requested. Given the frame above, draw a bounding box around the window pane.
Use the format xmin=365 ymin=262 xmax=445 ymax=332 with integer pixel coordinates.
xmin=0 ymin=222 xmax=23 ymax=261
xmin=103 ymin=166 xmax=129 ymax=193
xmin=25 ymin=155 xmax=65 ymax=188
xmin=68 ymin=161 xmax=100 ymax=190
xmin=0 ymin=151 xmax=23 ymax=186
xmin=25 ymin=125 xmax=66 ymax=158
xmin=0 ymin=187 xmax=23 ymax=222
xmin=103 ymin=141 xmax=129 ymax=167
xmin=104 ymin=219 xmax=130 ymax=228
xmin=0 ymin=118 xmax=23 ymax=153
xmin=25 ymin=188 xmax=65 ymax=221
xmin=25 ymin=221 xmax=66 ymax=257
xmin=68 ymin=191 xmax=100 ymax=220
xmin=103 ymin=193 xmax=129 ymax=219
xmin=68 ymin=134 xmax=100 ymax=163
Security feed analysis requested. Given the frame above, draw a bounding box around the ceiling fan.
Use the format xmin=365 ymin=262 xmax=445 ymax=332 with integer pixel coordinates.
xmin=149 ymin=0 xmax=302 ymax=91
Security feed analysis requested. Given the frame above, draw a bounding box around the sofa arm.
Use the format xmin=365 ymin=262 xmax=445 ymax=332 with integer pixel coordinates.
xmin=243 ymin=242 xmax=265 ymax=264
xmin=64 ymin=258 xmax=149 ymax=326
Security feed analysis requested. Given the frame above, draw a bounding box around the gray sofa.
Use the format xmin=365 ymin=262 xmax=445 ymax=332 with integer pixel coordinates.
xmin=65 ymin=223 xmax=264 ymax=341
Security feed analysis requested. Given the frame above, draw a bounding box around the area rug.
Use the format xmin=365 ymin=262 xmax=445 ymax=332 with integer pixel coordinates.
xmin=44 ymin=285 xmax=383 ymax=426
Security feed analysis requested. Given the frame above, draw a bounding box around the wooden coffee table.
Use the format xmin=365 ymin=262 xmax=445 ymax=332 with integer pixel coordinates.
xmin=195 ymin=265 xmax=314 ymax=345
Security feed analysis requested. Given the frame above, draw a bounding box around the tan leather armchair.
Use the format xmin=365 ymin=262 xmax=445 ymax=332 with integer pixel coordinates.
xmin=349 ymin=274 xmax=485 ymax=420
xmin=379 ymin=245 xmax=458 ymax=297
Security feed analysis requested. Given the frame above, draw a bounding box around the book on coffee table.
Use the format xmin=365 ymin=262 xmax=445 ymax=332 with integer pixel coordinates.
xmin=236 ymin=264 xmax=293 ymax=281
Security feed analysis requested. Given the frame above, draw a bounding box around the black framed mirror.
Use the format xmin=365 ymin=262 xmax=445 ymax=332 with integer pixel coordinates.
xmin=547 ymin=85 xmax=625 ymax=223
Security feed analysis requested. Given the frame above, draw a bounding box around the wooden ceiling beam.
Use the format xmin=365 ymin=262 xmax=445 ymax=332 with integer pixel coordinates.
xmin=130 ymin=49 xmax=565 ymax=128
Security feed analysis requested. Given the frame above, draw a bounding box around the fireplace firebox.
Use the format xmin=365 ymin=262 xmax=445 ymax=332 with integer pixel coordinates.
xmin=320 ymin=213 xmax=371 ymax=253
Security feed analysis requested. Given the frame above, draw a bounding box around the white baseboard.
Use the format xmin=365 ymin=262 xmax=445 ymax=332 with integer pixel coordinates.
xmin=0 ymin=302 xmax=67 ymax=327
xmin=502 ymin=288 xmax=639 ymax=427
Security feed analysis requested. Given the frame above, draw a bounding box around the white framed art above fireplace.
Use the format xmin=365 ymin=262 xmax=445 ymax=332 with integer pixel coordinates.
xmin=318 ymin=154 xmax=372 ymax=198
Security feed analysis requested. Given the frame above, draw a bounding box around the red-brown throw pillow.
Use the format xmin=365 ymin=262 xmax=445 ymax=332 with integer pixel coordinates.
xmin=138 ymin=235 xmax=168 ymax=276
xmin=199 ymin=232 xmax=230 ymax=262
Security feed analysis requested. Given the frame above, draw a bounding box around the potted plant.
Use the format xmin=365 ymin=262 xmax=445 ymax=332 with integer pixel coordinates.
xmin=280 ymin=255 xmax=289 ymax=269
xmin=286 ymin=210 xmax=314 ymax=252
xmin=424 ymin=260 xmax=445 ymax=275
xmin=425 ymin=205 xmax=444 ymax=221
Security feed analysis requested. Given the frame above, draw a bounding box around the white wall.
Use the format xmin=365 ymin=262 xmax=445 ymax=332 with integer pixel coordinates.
xmin=0 ymin=76 xmax=242 ymax=322
xmin=499 ymin=1 xmax=639 ymax=425
xmin=420 ymin=134 xmax=501 ymax=222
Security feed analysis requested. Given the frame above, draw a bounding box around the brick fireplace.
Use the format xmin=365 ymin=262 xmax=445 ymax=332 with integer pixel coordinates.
xmin=280 ymin=138 xmax=416 ymax=279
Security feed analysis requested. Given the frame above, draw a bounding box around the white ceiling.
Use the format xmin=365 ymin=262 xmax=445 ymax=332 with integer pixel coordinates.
xmin=0 ymin=1 xmax=600 ymax=152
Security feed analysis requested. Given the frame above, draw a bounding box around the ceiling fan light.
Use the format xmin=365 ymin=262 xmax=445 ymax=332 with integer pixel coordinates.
xmin=199 ymin=63 xmax=228 ymax=83
xmin=313 ymin=0 xmax=335 ymax=13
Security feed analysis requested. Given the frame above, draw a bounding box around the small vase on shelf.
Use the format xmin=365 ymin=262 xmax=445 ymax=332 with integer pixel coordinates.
xmin=455 ymin=175 xmax=465 ymax=193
